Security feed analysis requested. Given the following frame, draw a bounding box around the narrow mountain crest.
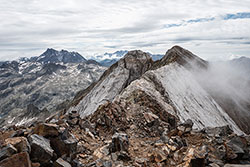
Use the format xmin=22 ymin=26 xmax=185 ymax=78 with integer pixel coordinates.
xmin=152 ymin=45 xmax=208 ymax=70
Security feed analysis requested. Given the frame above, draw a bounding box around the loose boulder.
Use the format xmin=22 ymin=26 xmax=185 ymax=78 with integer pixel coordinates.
xmin=28 ymin=134 xmax=54 ymax=165
xmin=0 ymin=152 xmax=32 ymax=167
xmin=50 ymin=130 xmax=77 ymax=157
xmin=33 ymin=123 xmax=59 ymax=137
xmin=0 ymin=144 xmax=17 ymax=161
xmin=109 ymin=132 xmax=129 ymax=153
xmin=177 ymin=119 xmax=193 ymax=133
xmin=4 ymin=136 xmax=30 ymax=153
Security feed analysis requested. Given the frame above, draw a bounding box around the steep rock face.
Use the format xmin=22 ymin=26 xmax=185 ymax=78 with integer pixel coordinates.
xmin=116 ymin=63 xmax=243 ymax=134
xmin=147 ymin=46 xmax=245 ymax=134
xmin=68 ymin=50 xmax=153 ymax=118
xmin=68 ymin=46 xmax=244 ymax=135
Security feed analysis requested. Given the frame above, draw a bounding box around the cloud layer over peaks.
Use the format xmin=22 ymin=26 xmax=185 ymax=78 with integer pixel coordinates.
xmin=0 ymin=0 xmax=250 ymax=61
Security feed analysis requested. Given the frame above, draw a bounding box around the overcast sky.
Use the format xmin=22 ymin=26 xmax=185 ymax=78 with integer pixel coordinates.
xmin=0 ymin=0 xmax=250 ymax=61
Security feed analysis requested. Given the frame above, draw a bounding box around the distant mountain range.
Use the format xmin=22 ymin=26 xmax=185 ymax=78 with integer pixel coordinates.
xmin=18 ymin=48 xmax=87 ymax=64
xmin=92 ymin=50 xmax=164 ymax=66
xmin=229 ymin=56 xmax=250 ymax=76
xmin=0 ymin=48 xmax=106 ymax=126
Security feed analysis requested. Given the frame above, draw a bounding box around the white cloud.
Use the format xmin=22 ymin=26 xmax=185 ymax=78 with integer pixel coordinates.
xmin=0 ymin=0 xmax=250 ymax=61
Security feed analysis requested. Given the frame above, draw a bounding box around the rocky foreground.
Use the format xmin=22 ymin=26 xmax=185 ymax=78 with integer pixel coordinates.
xmin=0 ymin=98 xmax=250 ymax=167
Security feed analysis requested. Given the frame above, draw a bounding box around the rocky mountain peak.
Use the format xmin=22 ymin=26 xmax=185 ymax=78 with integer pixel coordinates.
xmin=122 ymin=50 xmax=153 ymax=70
xmin=121 ymin=50 xmax=153 ymax=87
xmin=32 ymin=48 xmax=87 ymax=64
xmin=123 ymin=50 xmax=150 ymax=59
xmin=44 ymin=48 xmax=57 ymax=54
xmin=153 ymin=45 xmax=208 ymax=70
xmin=68 ymin=50 xmax=154 ymax=118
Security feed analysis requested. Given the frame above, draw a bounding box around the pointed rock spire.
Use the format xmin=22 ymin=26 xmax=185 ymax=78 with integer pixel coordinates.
xmin=152 ymin=45 xmax=208 ymax=70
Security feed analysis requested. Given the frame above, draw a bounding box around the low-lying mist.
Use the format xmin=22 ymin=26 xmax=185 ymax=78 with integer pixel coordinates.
xmin=191 ymin=58 xmax=250 ymax=133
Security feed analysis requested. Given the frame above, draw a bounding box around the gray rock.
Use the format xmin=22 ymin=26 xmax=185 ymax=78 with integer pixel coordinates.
xmin=50 ymin=130 xmax=77 ymax=157
xmin=0 ymin=144 xmax=17 ymax=161
xmin=226 ymin=136 xmax=246 ymax=160
xmin=28 ymin=134 xmax=54 ymax=164
xmin=203 ymin=125 xmax=233 ymax=137
xmin=53 ymin=158 xmax=71 ymax=167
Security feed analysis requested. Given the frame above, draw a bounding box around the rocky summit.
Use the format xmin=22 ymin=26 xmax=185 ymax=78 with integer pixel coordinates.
xmin=0 ymin=46 xmax=250 ymax=167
